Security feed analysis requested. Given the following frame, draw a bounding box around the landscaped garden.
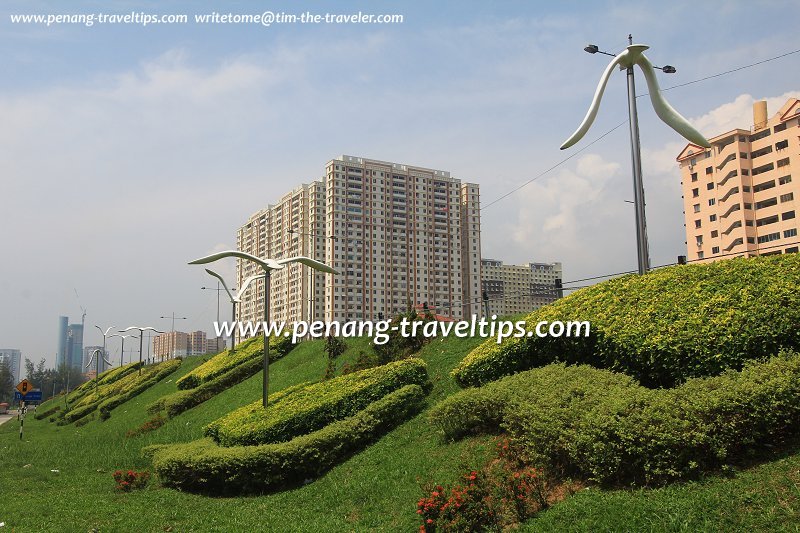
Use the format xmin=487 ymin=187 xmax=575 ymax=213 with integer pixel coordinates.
xmin=2 ymin=254 xmax=799 ymax=531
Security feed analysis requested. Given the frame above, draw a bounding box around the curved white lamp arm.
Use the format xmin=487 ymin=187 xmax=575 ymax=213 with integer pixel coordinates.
xmin=561 ymin=43 xmax=710 ymax=150
xmin=636 ymin=53 xmax=710 ymax=148
xmin=120 ymin=326 xmax=164 ymax=334
xmin=189 ymin=250 xmax=284 ymax=272
xmin=276 ymin=255 xmax=339 ymax=274
xmin=204 ymin=268 xmax=236 ymax=303
xmin=237 ymin=273 xmax=266 ymax=303
xmin=560 ymin=51 xmax=625 ymax=150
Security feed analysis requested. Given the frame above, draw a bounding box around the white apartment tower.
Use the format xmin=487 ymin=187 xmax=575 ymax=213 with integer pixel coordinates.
xmin=236 ymin=155 xmax=482 ymax=328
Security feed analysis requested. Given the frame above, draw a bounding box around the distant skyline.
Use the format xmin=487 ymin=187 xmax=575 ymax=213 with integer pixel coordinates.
xmin=2 ymin=1 xmax=799 ymax=366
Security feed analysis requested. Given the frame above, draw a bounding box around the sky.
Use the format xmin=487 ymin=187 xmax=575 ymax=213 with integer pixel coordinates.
xmin=1 ymin=0 xmax=799 ymax=368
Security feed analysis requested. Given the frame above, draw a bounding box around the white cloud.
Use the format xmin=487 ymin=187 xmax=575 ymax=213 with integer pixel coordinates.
xmin=691 ymin=90 xmax=800 ymax=138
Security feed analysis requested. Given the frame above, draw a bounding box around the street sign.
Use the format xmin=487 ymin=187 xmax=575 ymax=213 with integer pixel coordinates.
xmin=14 ymin=390 xmax=42 ymax=402
xmin=16 ymin=379 xmax=33 ymax=395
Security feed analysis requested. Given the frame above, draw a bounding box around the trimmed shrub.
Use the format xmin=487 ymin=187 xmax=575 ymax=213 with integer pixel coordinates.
xmin=67 ymin=361 xmax=143 ymax=406
xmin=152 ymin=355 xmax=263 ymax=419
xmin=453 ymin=255 xmax=800 ymax=388
xmin=434 ymin=351 xmax=800 ymax=486
xmin=205 ymin=358 xmax=430 ymax=446
xmin=176 ymin=336 xmax=293 ymax=390
xmin=61 ymin=359 xmax=181 ymax=424
xmin=151 ymin=384 xmax=427 ymax=494
xmin=34 ymin=405 xmax=61 ymax=420
xmin=97 ymin=359 xmax=182 ymax=420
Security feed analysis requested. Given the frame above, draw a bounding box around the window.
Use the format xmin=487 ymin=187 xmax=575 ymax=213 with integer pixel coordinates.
xmin=751 ymin=146 xmax=773 ymax=159
xmin=695 ymin=220 xmax=702 ymax=229
xmin=776 ymin=139 xmax=789 ymax=150
xmin=779 ymin=175 xmax=792 ymax=185
xmin=708 ymin=199 xmax=716 ymax=206
xmin=778 ymin=158 xmax=790 ymax=168
xmin=712 ymin=246 xmax=720 ymax=254
xmin=749 ymin=128 xmax=771 ymax=142
xmin=774 ymin=122 xmax=788 ymax=133
xmin=710 ymin=214 xmax=717 ymax=222
xmin=698 ymin=251 xmax=705 ymax=259
xmin=740 ymin=152 xmax=749 ymax=159
xmin=691 ymin=172 xmax=698 ymax=182
xmin=747 ymin=237 xmax=755 ymax=244
xmin=711 ymin=230 xmax=719 ymax=238
xmin=753 ymin=179 xmax=776 ymax=192
xmin=755 ymin=197 xmax=777 ymax=210
xmin=784 ymin=228 xmax=798 ymax=238
xmin=780 ymin=192 xmax=794 ymax=202
xmin=757 ymin=232 xmax=781 ymax=244
xmin=786 ymin=247 xmax=799 ymax=253
xmin=692 ymin=188 xmax=699 ymax=197
xmin=693 ymin=204 xmax=701 ymax=213
xmin=782 ymin=210 xmax=796 ymax=220
xmin=756 ymin=215 xmax=779 ymax=227
xmin=706 ymin=166 xmax=713 ymax=175
xmin=707 ymin=182 xmax=714 ymax=190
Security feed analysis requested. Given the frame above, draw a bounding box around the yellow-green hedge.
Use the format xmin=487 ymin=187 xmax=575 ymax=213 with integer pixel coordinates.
xmin=204 ymin=358 xmax=430 ymax=446
xmin=149 ymin=384 xmax=427 ymax=494
xmin=453 ymin=255 xmax=800 ymax=388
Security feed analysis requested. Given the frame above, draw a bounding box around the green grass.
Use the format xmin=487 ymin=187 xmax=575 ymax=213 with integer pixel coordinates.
xmin=2 ymin=334 xmax=800 ymax=531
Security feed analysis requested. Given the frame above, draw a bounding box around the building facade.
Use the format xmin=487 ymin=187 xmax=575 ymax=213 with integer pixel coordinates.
xmin=152 ymin=331 xmax=224 ymax=359
xmin=236 ymin=155 xmax=482 ymax=330
xmin=56 ymin=316 xmax=84 ymax=371
xmin=480 ymin=260 xmax=563 ymax=316
xmin=0 ymin=349 xmax=22 ymax=383
xmin=677 ymin=98 xmax=800 ymax=262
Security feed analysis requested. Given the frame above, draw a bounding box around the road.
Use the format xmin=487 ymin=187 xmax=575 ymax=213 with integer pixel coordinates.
xmin=0 ymin=411 xmax=17 ymax=426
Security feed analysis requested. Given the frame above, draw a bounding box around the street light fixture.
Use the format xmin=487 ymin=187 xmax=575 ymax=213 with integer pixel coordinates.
xmin=561 ymin=35 xmax=710 ymax=275
xmin=188 ymin=250 xmax=338 ymax=408
xmin=159 ymin=313 xmax=187 ymax=359
xmin=108 ymin=333 xmax=137 ymax=367
xmin=119 ymin=326 xmax=165 ymax=374
xmin=201 ymin=282 xmax=230 ymax=351
xmin=202 ymin=268 xmax=263 ymax=353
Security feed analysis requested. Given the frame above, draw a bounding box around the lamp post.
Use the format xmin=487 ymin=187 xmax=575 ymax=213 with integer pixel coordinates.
xmin=120 ymin=326 xmax=164 ymax=374
xmin=189 ymin=250 xmax=338 ymax=408
xmin=93 ymin=326 xmax=115 ymax=389
xmin=108 ymin=333 xmax=137 ymax=367
xmin=288 ymin=229 xmax=337 ymax=326
xmin=201 ymin=282 xmax=228 ymax=351
xmin=202 ymin=269 xmax=263 ymax=353
xmin=159 ymin=313 xmax=187 ymax=359
xmin=561 ymin=35 xmax=710 ymax=275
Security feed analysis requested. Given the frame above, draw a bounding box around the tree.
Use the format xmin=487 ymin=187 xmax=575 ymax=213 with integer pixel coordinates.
xmin=0 ymin=361 xmax=13 ymax=404
xmin=324 ymin=335 xmax=347 ymax=380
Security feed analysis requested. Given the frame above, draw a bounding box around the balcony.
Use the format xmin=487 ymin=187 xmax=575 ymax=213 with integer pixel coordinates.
xmin=719 ymin=186 xmax=740 ymax=203
xmin=717 ymin=169 xmax=739 ymax=188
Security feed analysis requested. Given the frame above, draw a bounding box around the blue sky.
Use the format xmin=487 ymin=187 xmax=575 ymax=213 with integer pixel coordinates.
xmin=2 ymin=0 xmax=799 ymax=366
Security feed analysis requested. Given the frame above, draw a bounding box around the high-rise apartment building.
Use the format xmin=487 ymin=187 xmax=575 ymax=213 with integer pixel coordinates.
xmin=237 ymin=181 xmax=327 ymax=327
xmin=481 ymin=260 xmax=563 ymax=316
xmin=152 ymin=331 xmax=225 ymax=359
xmin=0 ymin=349 xmax=22 ymax=383
xmin=236 ymin=155 xmax=482 ymax=328
xmin=677 ymin=98 xmax=800 ymax=262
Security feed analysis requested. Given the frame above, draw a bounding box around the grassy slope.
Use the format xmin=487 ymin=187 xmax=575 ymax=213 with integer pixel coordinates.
xmin=2 ymin=335 xmax=799 ymax=532
xmin=0 ymin=335 xmax=490 ymax=532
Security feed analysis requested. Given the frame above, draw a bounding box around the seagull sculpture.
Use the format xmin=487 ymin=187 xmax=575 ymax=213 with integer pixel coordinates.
xmin=561 ymin=44 xmax=710 ymax=150
xmin=188 ymin=250 xmax=338 ymax=408
xmin=120 ymin=326 xmax=165 ymax=373
xmin=203 ymin=268 xmax=265 ymax=352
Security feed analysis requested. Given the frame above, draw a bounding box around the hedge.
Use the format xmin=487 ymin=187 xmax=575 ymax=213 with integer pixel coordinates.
xmin=149 ymin=384 xmax=427 ymax=494
xmin=453 ymin=254 xmax=800 ymax=388
xmin=176 ymin=336 xmax=294 ymax=390
xmin=97 ymin=359 xmax=182 ymax=420
xmin=205 ymin=358 xmax=429 ymax=446
xmin=67 ymin=361 xmax=143 ymax=406
xmin=149 ymin=354 xmax=264 ymax=419
xmin=433 ymin=351 xmax=800 ymax=485
xmin=60 ymin=359 xmax=181 ymax=424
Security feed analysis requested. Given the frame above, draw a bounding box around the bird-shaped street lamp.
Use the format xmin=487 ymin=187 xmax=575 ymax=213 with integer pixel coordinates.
xmin=561 ymin=36 xmax=711 ymax=275
xmin=188 ymin=250 xmax=338 ymax=408
xmin=202 ymin=269 xmax=264 ymax=353
xmin=119 ymin=326 xmax=164 ymax=374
